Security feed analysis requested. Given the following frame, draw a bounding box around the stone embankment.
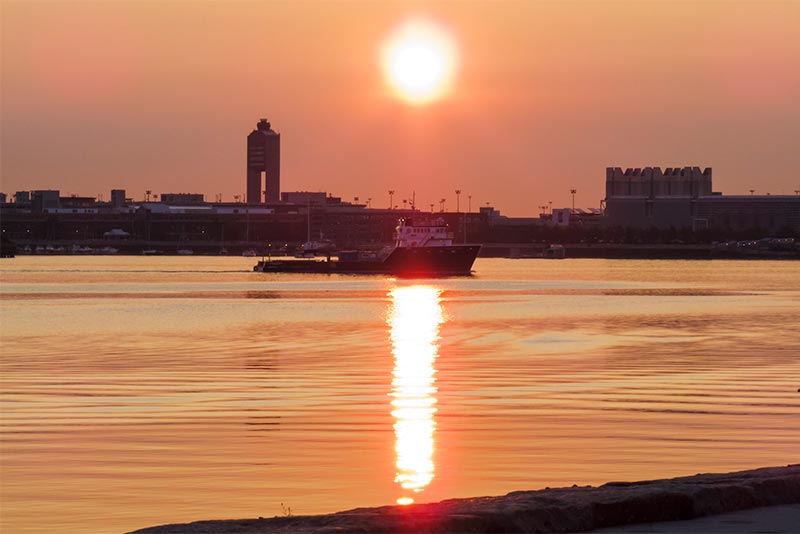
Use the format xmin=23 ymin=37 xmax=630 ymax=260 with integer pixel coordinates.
xmin=133 ymin=464 xmax=800 ymax=534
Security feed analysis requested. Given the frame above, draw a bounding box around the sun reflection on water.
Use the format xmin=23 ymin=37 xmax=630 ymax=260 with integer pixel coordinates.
xmin=388 ymin=285 xmax=444 ymax=505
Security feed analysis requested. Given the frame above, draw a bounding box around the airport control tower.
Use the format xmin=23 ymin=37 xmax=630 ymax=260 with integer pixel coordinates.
xmin=247 ymin=119 xmax=281 ymax=204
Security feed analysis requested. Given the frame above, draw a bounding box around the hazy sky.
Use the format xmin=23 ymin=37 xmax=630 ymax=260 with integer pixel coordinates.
xmin=2 ymin=1 xmax=799 ymax=215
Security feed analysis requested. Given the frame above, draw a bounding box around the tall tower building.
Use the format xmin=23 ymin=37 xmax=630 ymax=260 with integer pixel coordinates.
xmin=247 ymin=119 xmax=281 ymax=204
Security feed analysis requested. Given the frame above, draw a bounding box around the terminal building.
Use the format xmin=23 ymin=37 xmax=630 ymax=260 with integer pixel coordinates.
xmin=604 ymin=167 xmax=800 ymax=232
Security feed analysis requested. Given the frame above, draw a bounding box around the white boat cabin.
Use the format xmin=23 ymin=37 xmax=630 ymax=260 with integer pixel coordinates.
xmin=395 ymin=218 xmax=454 ymax=248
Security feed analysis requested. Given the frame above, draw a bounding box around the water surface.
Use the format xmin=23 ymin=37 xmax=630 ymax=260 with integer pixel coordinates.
xmin=1 ymin=257 xmax=798 ymax=533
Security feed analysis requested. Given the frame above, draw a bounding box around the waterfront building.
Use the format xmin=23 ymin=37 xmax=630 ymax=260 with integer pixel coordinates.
xmin=31 ymin=190 xmax=60 ymax=213
xmin=280 ymin=191 xmax=328 ymax=205
xmin=111 ymin=189 xmax=126 ymax=208
xmin=604 ymin=167 xmax=712 ymax=229
xmin=247 ymin=119 xmax=281 ymax=204
xmin=160 ymin=193 xmax=205 ymax=205
xmin=694 ymin=195 xmax=800 ymax=233
xmin=604 ymin=167 xmax=800 ymax=232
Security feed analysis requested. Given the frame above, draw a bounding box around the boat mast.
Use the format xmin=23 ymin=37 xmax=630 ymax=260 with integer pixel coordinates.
xmin=307 ymin=196 xmax=311 ymax=243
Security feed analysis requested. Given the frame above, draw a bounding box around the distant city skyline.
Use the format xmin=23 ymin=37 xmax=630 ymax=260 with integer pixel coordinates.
xmin=2 ymin=1 xmax=799 ymax=216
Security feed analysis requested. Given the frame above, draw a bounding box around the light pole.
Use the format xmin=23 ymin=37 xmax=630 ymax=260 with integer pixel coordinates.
xmin=468 ymin=195 xmax=472 ymax=213
xmin=548 ymin=200 xmax=552 ymax=214
xmin=145 ymin=190 xmax=151 ymax=202
xmin=570 ymin=189 xmax=577 ymax=211
xmin=367 ymin=197 xmax=372 ymax=208
xmin=455 ymin=189 xmax=462 ymax=242
xmin=389 ymin=190 xmax=395 ymax=209
xmin=429 ymin=203 xmax=434 ymax=213
xmin=750 ymin=189 xmax=755 ymax=196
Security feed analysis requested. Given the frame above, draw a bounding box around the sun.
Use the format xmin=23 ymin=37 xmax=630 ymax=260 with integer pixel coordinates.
xmin=381 ymin=19 xmax=458 ymax=105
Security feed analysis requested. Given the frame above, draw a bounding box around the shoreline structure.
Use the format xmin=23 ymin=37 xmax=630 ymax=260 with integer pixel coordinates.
xmin=133 ymin=464 xmax=799 ymax=533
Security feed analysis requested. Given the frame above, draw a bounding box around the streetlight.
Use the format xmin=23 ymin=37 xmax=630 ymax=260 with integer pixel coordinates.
xmin=429 ymin=203 xmax=434 ymax=213
xmin=367 ymin=197 xmax=372 ymax=208
xmin=548 ymin=200 xmax=552 ymax=214
xmin=570 ymin=189 xmax=577 ymax=211
xmin=388 ymin=190 xmax=395 ymax=209
xmin=749 ymin=189 xmax=755 ymax=196
xmin=439 ymin=198 xmax=446 ymax=212
xmin=468 ymin=195 xmax=472 ymax=213
xmin=145 ymin=190 xmax=151 ymax=202
xmin=455 ymin=189 xmax=462 ymax=243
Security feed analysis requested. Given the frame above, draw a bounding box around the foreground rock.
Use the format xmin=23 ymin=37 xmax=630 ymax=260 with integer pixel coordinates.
xmin=133 ymin=464 xmax=800 ymax=533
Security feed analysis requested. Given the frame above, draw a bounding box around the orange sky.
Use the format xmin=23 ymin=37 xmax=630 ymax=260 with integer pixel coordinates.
xmin=2 ymin=1 xmax=799 ymax=215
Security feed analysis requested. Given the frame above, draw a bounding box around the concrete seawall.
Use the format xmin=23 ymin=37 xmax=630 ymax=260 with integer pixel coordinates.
xmin=133 ymin=464 xmax=800 ymax=533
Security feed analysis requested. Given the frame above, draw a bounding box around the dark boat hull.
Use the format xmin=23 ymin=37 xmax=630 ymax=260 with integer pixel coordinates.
xmin=254 ymin=245 xmax=480 ymax=276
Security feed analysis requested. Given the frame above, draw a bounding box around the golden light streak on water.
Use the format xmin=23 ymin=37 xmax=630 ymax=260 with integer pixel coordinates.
xmin=388 ymin=285 xmax=444 ymax=505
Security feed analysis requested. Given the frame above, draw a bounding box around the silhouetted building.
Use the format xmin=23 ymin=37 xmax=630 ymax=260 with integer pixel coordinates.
xmin=0 ymin=193 xmax=7 ymax=205
xmin=604 ymin=166 xmax=800 ymax=232
xmin=60 ymin=196 xmax=96 ymax=208
xmin=606 ymin=166 xmax=712 ymax=199
xmin=247 ymin=119 xmax=281 ymax=204
xmin=15 ymin=191 xmax=31 ymax=204
xmin=605 ymin=166 xmax=712 ymax=228
xmin=111 ymin=189 xmax=126 ymax=208
xmin=160 ymin=193 xmax=205 ymax=205
xmin=695 ymin=195 xmax=800 ymax=233
xmin=281 ymin=192 xmax=327 ymax=205
xmin=31 ymin=190 xmax=60 ymax=213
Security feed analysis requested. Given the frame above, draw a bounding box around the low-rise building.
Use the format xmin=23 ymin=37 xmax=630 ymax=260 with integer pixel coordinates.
xmin=160 ymin=193 xmax=205 ymax=205
xmin=604 ymin=166 xmax=800 ymax=232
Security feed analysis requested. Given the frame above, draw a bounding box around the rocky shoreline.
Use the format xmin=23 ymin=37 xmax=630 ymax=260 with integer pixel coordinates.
xmin=132 ymin=464 xmax=800 ymax=533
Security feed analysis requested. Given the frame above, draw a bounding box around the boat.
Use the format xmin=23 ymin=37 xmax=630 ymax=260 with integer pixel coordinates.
xmin=295 ymin=201 xmax=336 ymax=258
xmin=0 ymin=236 xmax=15 ymax=258
xmin=542 ymin=244 xmax=566 ymax=259
xmin=254 ymin=217 xmax=480 ymax=276
xmin=295 ymin=239 xmax=336 ymax=258
xmin=71 ymin=244 xmax=93 ymax=254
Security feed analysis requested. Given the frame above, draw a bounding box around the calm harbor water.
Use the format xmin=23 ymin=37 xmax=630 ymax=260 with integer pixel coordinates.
xmin=1 ymin=257 xmax=798 ymax=533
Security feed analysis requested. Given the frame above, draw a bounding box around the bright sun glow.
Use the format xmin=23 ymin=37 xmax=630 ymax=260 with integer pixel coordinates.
xmin=381 ymin=19 xmax=458 ymax=105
